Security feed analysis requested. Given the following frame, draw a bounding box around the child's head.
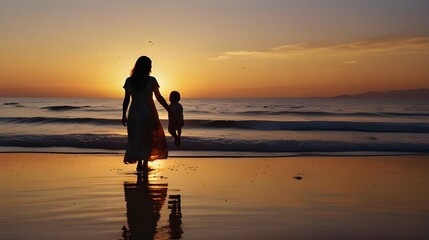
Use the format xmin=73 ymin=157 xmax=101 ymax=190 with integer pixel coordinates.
xmin=169 ymin=91 xmax=181 ymax=103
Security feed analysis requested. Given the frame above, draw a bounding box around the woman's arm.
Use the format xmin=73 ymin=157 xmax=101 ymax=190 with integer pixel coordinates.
xmin=122 ymin=91 xmax=130 ymax=126
xmin=154 ymin=87 xmax=170 ymax=112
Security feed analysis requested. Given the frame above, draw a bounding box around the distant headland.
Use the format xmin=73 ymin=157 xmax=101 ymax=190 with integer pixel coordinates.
xmin=332 ymin=88 xmax=429 ymax=99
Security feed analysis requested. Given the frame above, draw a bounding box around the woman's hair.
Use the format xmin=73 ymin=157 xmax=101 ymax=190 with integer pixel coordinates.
xmin=131 ymin=56 xmax=152 ymax=77
xmin=169 ymin=91 xmax=181 ymax=103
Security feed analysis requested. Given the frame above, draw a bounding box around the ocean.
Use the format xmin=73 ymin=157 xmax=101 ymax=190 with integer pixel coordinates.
xmin=1 ymin=97 xmax=428 ymax=157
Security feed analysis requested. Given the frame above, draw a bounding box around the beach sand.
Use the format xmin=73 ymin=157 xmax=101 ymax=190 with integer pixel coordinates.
xmin=1 ymin=153 xmax=428 ymax=240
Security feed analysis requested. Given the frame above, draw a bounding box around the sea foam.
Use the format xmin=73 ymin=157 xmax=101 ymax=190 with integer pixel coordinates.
xmin=1 ymin=134 xmax=428 ymax=153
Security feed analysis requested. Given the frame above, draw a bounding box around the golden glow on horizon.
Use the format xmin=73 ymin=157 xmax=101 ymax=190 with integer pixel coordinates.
xmin=1 ymin=37 xmax=428 ymax=98
xmin=0 ymin=1 xmax=428 ymax=98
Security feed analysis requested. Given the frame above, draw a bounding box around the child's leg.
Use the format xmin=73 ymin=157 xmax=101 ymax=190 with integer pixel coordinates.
xmin=169 ymin=127 xmax=179 ymax=146
xmin=177 ymin=128 xmax=182 ymax=146
xmin=168 ymin=127 xmax=176 ymax=137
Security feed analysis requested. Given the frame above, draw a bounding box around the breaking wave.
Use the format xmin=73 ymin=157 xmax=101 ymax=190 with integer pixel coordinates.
xmin=41 ymin=105 xmax=90 ymax=111
xmin=1 ymin=117 xmax=428 ymax=133
xmin=0 ymin=134 xmax=428 ymax=153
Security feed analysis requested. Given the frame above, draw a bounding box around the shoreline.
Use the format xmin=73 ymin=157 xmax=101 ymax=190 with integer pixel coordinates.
xmin=1 ymin=147 xmax=428 ymax=158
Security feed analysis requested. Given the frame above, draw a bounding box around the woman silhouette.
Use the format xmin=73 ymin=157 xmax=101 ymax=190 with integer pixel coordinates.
xmin=122 ymin=56 xmax=169 ymax=171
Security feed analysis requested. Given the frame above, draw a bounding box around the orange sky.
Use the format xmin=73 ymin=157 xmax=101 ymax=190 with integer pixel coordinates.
xmin=0 ymin=1 xmax=428 ymax=98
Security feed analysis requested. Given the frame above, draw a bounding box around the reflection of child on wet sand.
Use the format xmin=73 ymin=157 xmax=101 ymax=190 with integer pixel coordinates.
xmin=168 ymin=91 xmax=184 ymax=146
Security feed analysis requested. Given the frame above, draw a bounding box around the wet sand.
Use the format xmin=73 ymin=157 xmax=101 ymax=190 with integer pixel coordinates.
xmin=0 ymin=153 xmax=429 ymax=239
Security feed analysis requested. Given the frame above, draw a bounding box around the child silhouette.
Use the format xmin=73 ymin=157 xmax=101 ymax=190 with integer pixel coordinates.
xmin=168 ymin=91 xmax=184 ymax=146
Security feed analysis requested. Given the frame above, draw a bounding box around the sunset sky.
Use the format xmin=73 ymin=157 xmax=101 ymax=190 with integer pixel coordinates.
xmin=0 ymin=0 xmax=428 ymax=98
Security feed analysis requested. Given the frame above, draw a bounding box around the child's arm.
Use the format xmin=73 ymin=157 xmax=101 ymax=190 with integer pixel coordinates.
xmin=180 ymin=104 xmax=184 ymax=127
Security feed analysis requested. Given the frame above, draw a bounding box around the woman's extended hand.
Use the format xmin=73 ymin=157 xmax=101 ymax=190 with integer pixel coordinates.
xmin=122 ymin=116 xmax=127 ymax=126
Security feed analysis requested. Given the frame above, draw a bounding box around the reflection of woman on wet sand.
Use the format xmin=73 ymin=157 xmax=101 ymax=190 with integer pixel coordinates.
xmin=122 ymin=173 xmax=167 ymax=239
xmin=122 ymin=172 xmax=183 ymax=239
xmin=122 ymin=56 xmax=169 ymax=172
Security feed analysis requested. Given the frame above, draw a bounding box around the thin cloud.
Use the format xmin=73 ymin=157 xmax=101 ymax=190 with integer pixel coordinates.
xmin=341 ymin=61 xmax=358 ymax=64
xmin=37 ymin=83 xmax=102 ymax=88
xmin=211 ymin=36 xmax=429 ymax=60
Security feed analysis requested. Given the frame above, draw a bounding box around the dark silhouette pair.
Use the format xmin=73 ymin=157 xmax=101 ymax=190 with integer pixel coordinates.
xmin=122 ymin=172 xmax=183 ymax=239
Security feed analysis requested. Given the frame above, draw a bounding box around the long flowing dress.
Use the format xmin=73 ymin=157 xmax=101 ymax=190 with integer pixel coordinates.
xmin=123 ymin=76 xmax=168 ymax=164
